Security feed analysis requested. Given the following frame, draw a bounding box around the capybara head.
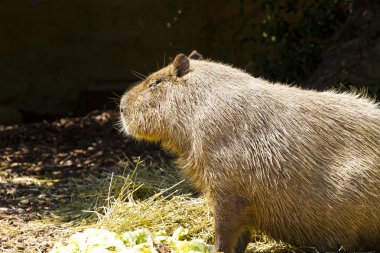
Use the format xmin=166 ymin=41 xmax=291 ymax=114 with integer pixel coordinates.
xmin=119 ymin=53 xmax=193 ymax=145
xmin=119 ymin=50 xmax=250 ymax=153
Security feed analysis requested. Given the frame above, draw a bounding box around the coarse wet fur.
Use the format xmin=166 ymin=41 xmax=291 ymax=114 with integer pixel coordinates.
xmin=119 ymin=51 xmax=380 ymax=253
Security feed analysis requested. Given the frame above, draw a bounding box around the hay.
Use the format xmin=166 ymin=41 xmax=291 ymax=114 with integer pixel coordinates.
xmin=81 ymin=157 xmax=213 ymax=243
xmin=79 ymin=156 xmax=308 ymax=252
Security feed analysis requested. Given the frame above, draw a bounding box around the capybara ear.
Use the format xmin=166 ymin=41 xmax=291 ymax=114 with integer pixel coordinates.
xmin=189 ymin=50 xmax=202 ymax=60
xmin=173 ymin=54 xmax=190 ymax=77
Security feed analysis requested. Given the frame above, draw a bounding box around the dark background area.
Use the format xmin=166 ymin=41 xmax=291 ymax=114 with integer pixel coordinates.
xmin=1 ymin=0 xmax=379 ymax=125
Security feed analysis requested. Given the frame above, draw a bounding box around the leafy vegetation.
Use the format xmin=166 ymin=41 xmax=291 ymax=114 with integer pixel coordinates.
xmin=50 ymin=227 xmax=213 ymax=253
xmin=238 ymin=0 xmax=351 ymax=84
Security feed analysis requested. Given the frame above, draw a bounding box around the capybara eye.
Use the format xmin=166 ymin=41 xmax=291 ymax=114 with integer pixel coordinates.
xmin=149 ymin=79 xmax=162 ymax=89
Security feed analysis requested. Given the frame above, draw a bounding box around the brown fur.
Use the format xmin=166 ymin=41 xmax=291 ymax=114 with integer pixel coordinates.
xmin=119 ymin=53 xmax=380 ymax=253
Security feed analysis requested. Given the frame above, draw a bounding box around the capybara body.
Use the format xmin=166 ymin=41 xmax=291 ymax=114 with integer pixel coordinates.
xmin=120 ymin=52 xmax=380 ymax=252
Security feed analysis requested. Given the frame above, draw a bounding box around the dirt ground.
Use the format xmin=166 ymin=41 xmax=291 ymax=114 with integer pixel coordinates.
xmin=0 ymin=110 xmax=162 ymax=252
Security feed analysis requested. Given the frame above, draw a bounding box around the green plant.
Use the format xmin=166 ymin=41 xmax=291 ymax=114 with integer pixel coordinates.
xmin=245 ymin=0 xmax=351 ymax=83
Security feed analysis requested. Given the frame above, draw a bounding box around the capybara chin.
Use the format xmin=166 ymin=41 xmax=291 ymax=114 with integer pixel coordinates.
xmin=119 ymin=51 xmax=380 ymax=253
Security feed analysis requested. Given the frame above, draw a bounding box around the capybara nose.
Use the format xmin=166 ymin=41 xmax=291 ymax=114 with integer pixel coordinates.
xmin=119 ymin=97 xmax=128 ymax=115
xmin=120 ymin=104 xmax=127 ymax=115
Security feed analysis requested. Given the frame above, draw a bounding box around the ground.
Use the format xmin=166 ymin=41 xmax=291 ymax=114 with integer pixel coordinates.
xmin=0 ymin=110 xmax=163 ymax=252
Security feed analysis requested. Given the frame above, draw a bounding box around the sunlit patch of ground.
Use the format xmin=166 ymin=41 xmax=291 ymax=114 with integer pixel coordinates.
xmin=0 ymin=213 xmax=73 ymax=252
xmin=0 ymin=167 xmax=101 ymax=252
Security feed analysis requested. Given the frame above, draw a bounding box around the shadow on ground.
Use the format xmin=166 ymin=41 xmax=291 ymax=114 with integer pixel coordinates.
xmin=0 ymin=110 xmax=165 ymax=252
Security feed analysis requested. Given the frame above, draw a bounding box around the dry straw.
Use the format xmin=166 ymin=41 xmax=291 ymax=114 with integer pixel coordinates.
xmin=80 ymin=156 xmax=304 ymax=252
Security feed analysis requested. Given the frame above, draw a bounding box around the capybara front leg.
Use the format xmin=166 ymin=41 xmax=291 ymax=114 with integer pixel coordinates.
xmin=213 ymin=196 xmax=249 ymax=253
xmin=214 ymin=219 xmax=239 ymax=253
xmin=235 ymin=230 xmax=251 ymax=253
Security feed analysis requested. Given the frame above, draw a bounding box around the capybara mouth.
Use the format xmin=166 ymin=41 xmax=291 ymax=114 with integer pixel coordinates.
xmin=120 ymin=118 xmax=130 ymax=136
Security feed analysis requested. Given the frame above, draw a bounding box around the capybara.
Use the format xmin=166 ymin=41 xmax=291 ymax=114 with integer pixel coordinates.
xmin=119 ymin=51 xmax=380 ymax=252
